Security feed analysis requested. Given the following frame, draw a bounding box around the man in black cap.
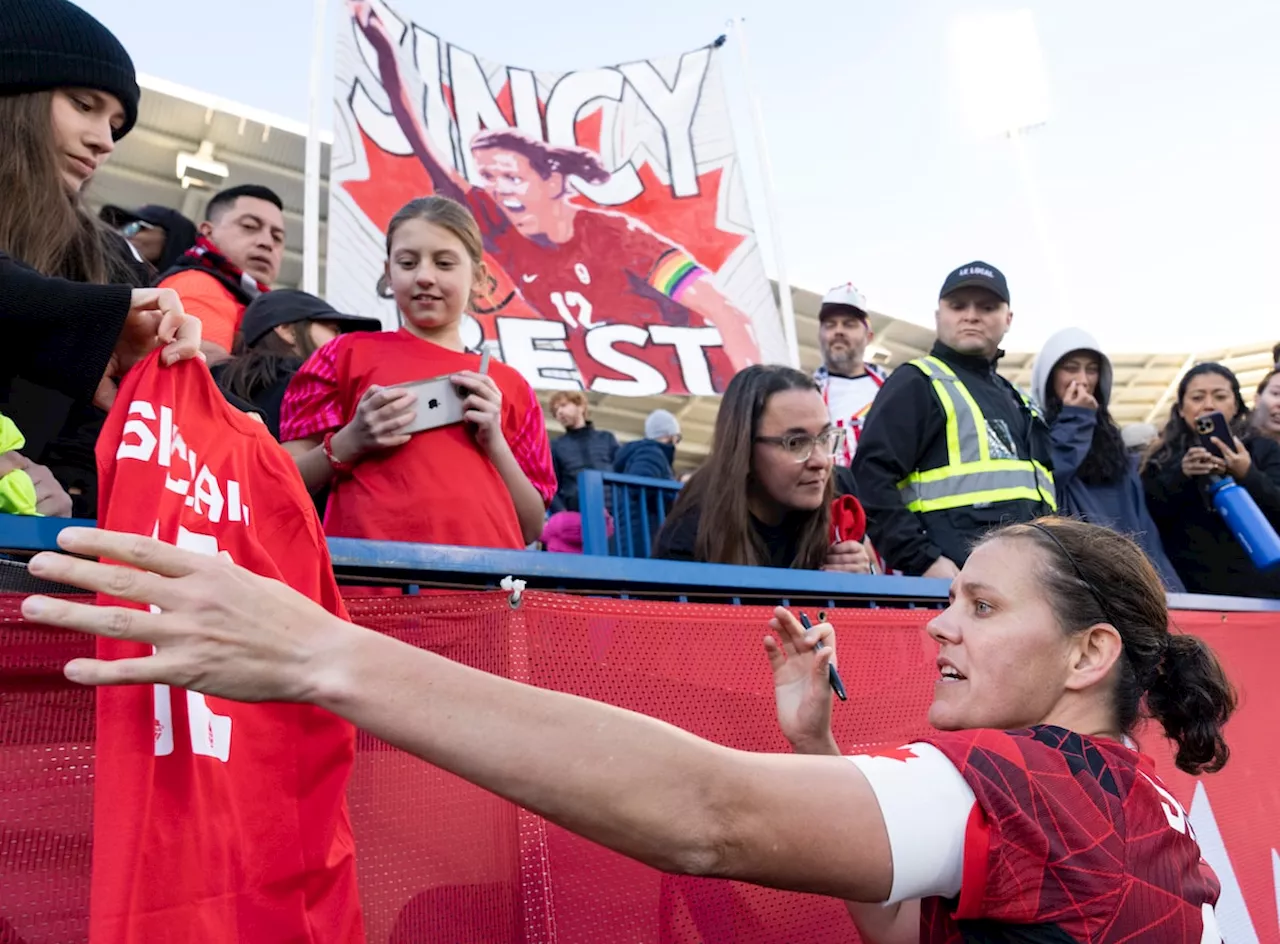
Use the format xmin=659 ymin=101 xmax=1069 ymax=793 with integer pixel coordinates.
xmin=851 ymin=261 xmax=1056 ymax=577
xmin=100 ymin=205 xmax=199 ymax=273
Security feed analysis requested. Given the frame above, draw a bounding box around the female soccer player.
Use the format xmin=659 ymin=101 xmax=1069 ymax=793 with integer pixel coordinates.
xmin=348 ymin=1 xmax=759 ymax=393
xmin=22 ymin=516 xmax=1232 ymax=942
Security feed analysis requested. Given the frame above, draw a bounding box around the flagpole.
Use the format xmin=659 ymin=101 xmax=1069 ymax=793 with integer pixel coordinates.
xmin=302 ymin=0 xmax=330 ymax=295
xmin=726 ymin=16 xmax=799 ymax=369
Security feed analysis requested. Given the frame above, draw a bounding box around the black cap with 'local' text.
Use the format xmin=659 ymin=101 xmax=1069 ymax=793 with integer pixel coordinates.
xmin=939 ymin=261 xmax=1010 ymax=304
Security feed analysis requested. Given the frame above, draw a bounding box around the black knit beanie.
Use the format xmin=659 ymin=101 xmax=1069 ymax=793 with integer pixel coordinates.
xmin=0 ymin=0 xmax=140 ymax=139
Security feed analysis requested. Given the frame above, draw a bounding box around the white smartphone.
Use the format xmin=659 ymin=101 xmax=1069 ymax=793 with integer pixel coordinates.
xmin=392 ymin=349 xmax=491 ymax=436
xmin=392 ymin=375 xmax=467 ymax=434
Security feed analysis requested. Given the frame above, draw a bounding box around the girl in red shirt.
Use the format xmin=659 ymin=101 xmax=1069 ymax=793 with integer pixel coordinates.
xmin=279 ymin=196 xmax=555 ymax=548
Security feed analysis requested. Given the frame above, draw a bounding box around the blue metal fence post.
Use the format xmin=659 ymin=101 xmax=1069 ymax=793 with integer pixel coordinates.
xmin=578 ymin=470 xmax=609 ymax=556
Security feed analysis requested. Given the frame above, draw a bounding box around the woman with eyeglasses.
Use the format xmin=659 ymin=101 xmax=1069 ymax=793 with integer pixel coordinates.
xmin=653 ymin=365 xmax=872 ymax=571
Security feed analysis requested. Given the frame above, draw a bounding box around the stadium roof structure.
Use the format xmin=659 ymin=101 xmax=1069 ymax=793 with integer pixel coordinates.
xmin=87 ymin=76 xmax=1276 ymax=471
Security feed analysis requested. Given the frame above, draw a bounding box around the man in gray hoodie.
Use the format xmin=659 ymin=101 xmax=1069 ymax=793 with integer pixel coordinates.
xmin=1031 ymin=328 xmax=1183 ymax=590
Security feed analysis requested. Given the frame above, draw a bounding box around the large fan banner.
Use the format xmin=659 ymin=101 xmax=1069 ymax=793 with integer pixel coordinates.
xmin=327 ymin=0 xmax=788 ymax=396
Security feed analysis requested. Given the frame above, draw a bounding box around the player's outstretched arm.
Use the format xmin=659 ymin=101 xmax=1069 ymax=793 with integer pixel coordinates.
xmin=349 ymin=0 xmax=468 ymax=202
xmin=766 ymin=613 xmax=919 ymax=944
xmin=22 ymin=527 xmax=895 ymax=903
xmin=678 ymin=278 xmax=760 ymax=372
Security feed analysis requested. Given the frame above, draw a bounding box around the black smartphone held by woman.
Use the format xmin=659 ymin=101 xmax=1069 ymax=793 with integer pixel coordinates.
xmin=1194 ymin=411 xmax=1234 ymax=458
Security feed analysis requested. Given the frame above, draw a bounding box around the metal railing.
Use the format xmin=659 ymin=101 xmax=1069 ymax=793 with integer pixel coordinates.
xmin=1 ymin=513 xmax=1277 ymax=612
xmin=577 ymin=469 xmax=682 ymax=557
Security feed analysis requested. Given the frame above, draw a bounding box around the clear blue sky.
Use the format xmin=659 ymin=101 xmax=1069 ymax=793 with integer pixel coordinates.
xmin=81 ymin=0 xmax=1279 ymax=354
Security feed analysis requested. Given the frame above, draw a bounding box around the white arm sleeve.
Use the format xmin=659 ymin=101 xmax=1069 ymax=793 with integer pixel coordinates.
xmin=847 ymin=743 xmax=977 ymax=905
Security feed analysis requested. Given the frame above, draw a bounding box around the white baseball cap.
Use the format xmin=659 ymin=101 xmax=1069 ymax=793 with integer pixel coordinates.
xmin=819 ymin=283 xmax=869 ymax=320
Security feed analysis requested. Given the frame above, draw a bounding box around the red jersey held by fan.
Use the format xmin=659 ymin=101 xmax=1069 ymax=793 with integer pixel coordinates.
xmin=848 ymin=725 xmax=1222 ymax=943
xmin=91 ymin=352 xmax=363 ymax=944
xmin=470 ymin=190 xmax=738 ymax=396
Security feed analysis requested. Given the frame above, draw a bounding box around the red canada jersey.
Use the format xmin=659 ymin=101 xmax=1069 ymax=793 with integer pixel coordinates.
xmin=91 ymin=352 xmax=363 ymax=943
xmin=920 ymin=726 xmax=1221 ymax=943
xmin=470 ymin=191 xmax=736 ymax=395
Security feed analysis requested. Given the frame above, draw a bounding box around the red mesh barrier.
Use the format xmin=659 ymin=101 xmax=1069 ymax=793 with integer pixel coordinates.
xmin=1 ymin=591 xmax=1277 ymax=943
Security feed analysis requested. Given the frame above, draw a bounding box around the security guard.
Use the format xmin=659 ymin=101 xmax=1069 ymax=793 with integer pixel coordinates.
xmin=852 ymin=262 xmax=1055 ymax=578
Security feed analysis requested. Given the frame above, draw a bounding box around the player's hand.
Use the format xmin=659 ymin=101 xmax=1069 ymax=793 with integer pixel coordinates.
xmin=22 ymin=528 xmax=361 ymax=704
xmin=721 ymin=334 xmax=759 ymax=373
xmin=764 ymin=607 xmax=840 ymax=756
xmin=340 ymin=384 xmax=416 ymax=459
xmin=96 ymin=289 xmax=203 ymax=410
xmin=1181 ymin=446 xmax=1225 ymax=478
xmin=1062 ymin=380 xmax=1098 ymax=411
xmin=347 ymin=0 xmax=375 ymax=28
xmin=821 ymin=540 xmax=871 ymax=573
xmin=1212 ymin=436 xmax=1251 ymax=480
xmin=453 ymin=371 xmax=504 ymax=453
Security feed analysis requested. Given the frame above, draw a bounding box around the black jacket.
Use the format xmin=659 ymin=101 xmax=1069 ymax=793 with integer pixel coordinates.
xmin=550 ymin=422 xmax=619 ymax=512
xmin=1142 ymin=437 xmax=1280 ymax=599
xmin=654 ymin=502 xmax=804 ymax=569
xmin=851 ymin=341 xmax=1055 ymax=574
xmin=0 ymin=251 xmax=131 ymax=409
xmin=614 ymin=438 xmax=675 ymax=480
xmin=209 ymin=358 xmax=300 ymax=442
xmin=1 ymin=242 xmax=146 ymax=517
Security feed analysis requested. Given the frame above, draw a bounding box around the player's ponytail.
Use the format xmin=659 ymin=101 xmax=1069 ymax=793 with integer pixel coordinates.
xmin=984 ymin=518 xmax=1237 ymax=776
xmin=1146 ymin=634 xmax=1235 ymax=775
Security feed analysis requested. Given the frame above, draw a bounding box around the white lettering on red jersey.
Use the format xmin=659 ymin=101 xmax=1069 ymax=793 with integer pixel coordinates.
xmin=91 ymin=352 xmax=363 ymax=943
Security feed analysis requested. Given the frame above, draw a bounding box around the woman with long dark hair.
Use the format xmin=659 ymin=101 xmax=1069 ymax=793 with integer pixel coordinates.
xmin=1031 ymin=328 xmax=1181 ymax=589
xmin=654 ymin=365 xmax=870 ymax=572
xmin=0 ymin=0 xmax=201 ymax=516
xmin=27 ymin=514 xmax=1235 ymax=942
xmin=1142 ymin=362 xmax=1280 ymax=597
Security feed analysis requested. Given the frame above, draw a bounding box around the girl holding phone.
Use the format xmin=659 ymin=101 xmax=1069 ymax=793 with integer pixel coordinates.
xmin=280 ymin=196 xmax=555 ymax=548
xmin=1141 ymin=362 xmax=1280 ymax=597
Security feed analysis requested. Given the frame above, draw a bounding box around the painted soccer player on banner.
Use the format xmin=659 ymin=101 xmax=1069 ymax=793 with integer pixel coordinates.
xmin=329 ymin=0 xmax=786 ymax=397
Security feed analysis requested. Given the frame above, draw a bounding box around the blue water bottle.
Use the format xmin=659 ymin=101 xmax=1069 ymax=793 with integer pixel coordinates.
xmin=1207 ymin=475 xmax=1280 ymax=571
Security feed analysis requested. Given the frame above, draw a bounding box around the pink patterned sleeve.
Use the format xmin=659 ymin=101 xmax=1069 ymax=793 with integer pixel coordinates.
xmin=280 ymin=338 xmax=347 ymax=443
xmin=509 ymin=382 xmax=557 ymax=507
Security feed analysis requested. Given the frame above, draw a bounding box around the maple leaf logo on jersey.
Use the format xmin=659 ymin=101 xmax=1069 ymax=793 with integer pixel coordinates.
xmin=860 ymin=745 xmax=919 ymax=763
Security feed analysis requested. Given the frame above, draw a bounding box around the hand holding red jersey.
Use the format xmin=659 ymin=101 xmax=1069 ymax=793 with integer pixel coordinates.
xmin=823 ymin=495 xmax=870 ymax=573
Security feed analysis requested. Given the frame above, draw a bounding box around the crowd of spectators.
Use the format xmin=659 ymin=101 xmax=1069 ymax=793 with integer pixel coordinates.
xmin=4 ymin=0 xmax=1280 ymax=602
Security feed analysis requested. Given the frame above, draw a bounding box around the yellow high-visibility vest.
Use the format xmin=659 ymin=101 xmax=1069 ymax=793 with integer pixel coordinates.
xmin=897 ymin=356 xmax=1056 ymax=514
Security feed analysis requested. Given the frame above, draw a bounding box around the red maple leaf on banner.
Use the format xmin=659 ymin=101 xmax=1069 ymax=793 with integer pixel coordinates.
xmin=341 ymin=98 xmax=746 ymax=337
xmin=570 ymin=107 xmax=745 ymax=271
